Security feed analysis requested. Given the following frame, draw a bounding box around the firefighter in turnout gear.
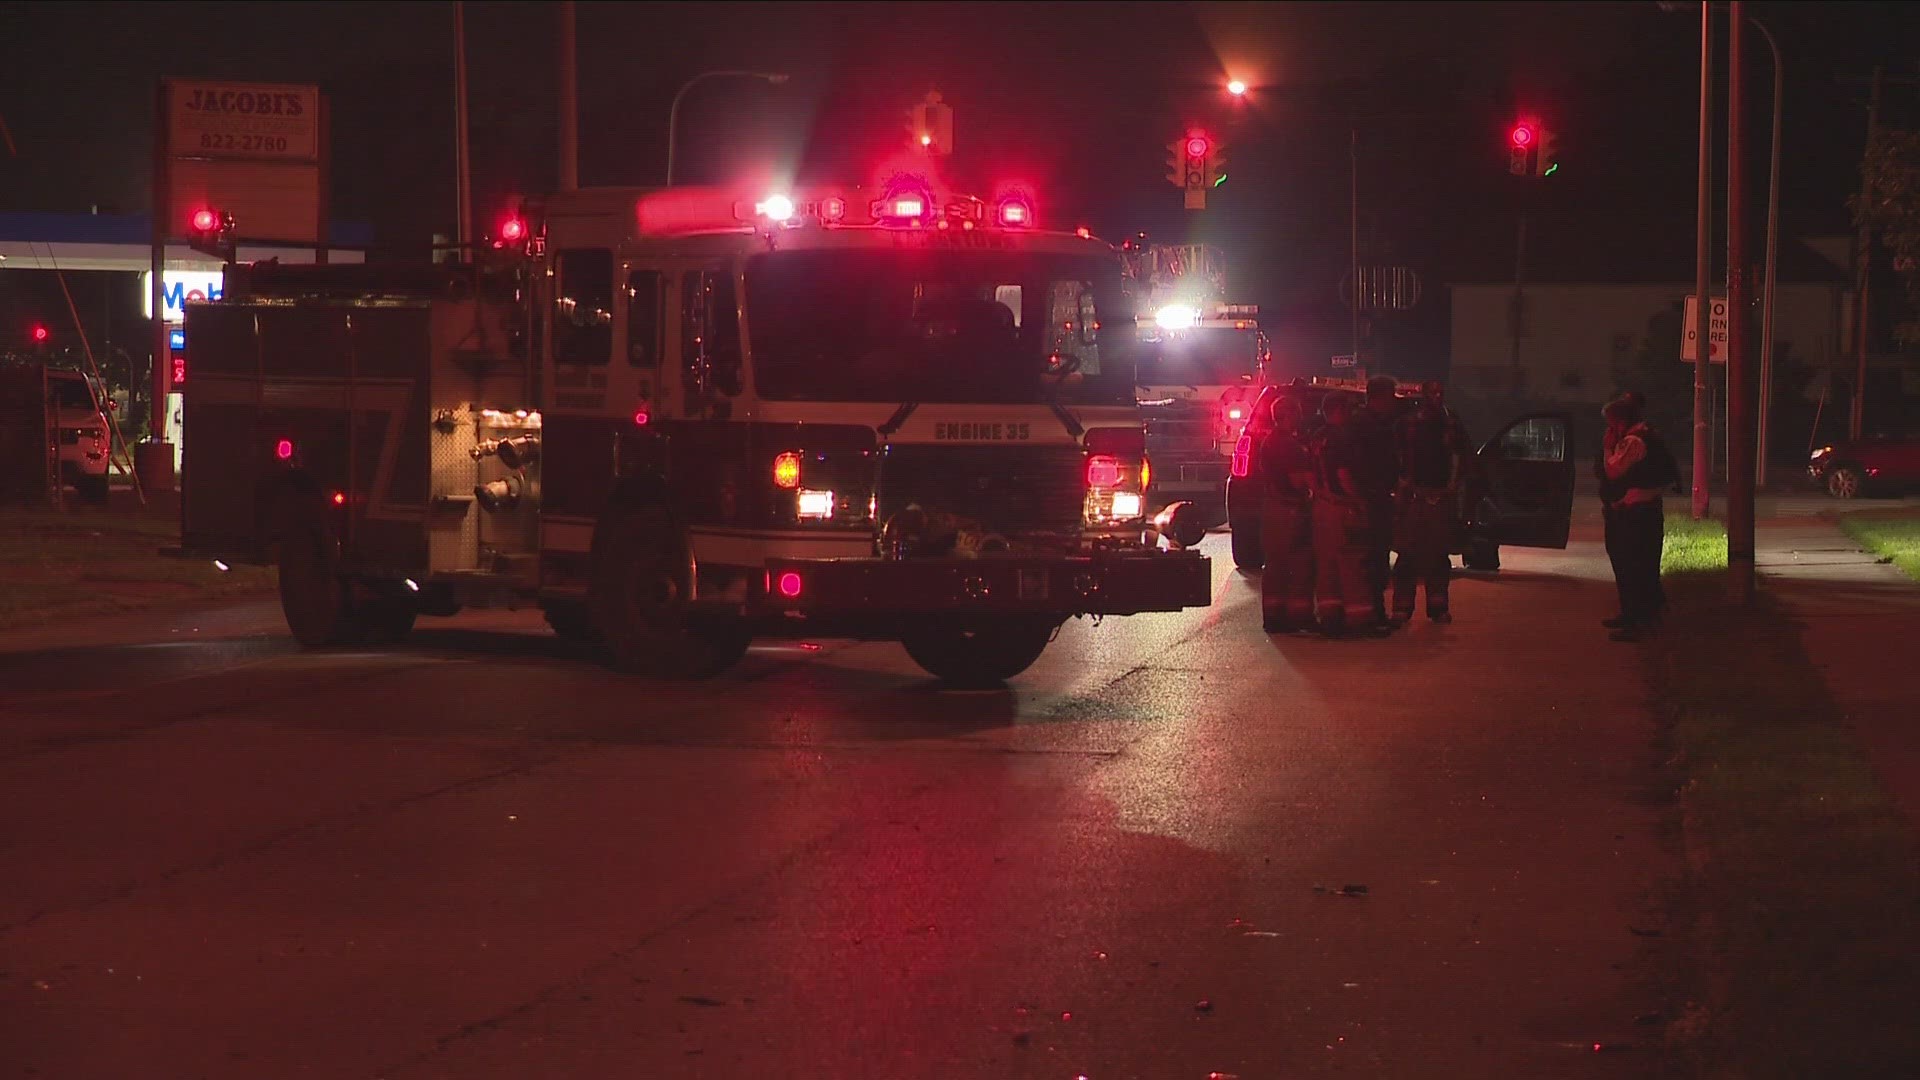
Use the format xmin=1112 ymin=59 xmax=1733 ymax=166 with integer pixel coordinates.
xmin=1350 ymin=376 xmax=1403 ymax=627
xmin=1259 ymin=394 xmax=1317 ymax=634
xmin=1391 ymin=381 xmax=1468 ymax=624
xmin=1311 ymin=394 xmax=1390 ymax=637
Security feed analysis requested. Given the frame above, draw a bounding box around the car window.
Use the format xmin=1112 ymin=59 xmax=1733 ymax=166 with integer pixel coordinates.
xmin=1491 ymin=417 xmax=1566 ymax=462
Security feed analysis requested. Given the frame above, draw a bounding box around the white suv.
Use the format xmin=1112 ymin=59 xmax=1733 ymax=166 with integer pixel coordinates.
xmin=47 ymin=370 xmax=112 ymax=504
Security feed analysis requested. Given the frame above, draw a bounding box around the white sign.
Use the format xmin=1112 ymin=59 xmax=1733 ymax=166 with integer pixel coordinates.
xmin=168 ymin=81 xmax=321 ymax=162
xmin=1681 ymin=294 xmax=1728 ymax=363
xmin=141 ymin=270 xmax=224 ymax=323
xmin=1331 ymin=354 xmax=1356 ymax=368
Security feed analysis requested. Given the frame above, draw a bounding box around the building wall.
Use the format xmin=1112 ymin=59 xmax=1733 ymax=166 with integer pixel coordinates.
xmin=1448 ymin=282 xmax=1849 ymax=405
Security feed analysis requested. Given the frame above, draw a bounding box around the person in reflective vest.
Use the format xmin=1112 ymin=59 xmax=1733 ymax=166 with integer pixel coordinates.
xmin=1391 ymin=383 xmax=1468 ymax=624
xmin=1259 ymin=394 xmax=1317 ymax=634
xmin=1311 ymin=394 xmax=1390 ymax=637
xmin=1599 ymin=392 xmax=1675 ymax=641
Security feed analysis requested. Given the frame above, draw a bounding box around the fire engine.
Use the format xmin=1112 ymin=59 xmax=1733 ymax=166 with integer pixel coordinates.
xmin=1121 ymin=239 xmax=1267 ymax=526
xmin=179 ymin=176 xmax=1213 ymax=685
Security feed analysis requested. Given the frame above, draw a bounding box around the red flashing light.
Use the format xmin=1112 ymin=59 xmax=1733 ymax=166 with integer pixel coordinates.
xmin=1185 ymin=135 xmax=1210 ymax=159
xmin=32 ymin=324 xmax=49 ymax=343
xmin=996 ymin=198 xmax=1032 ymax=227
xmin=772 ymin=451 xmax=802 ymax=490
xmin=633 ymin=409 xmax=651 ymax=426
xmin=274 ymin=438 xmax=295 ymax=461
xmin=330 ymin=491 xmax=347 ymax=506
xmin=499 ymin=216 xmax=527 ymax=243
xmin=820 ymin=197 xmax=847 ymax=223
xmin=776 ymin=571 xmax=804 ymax=599
xmin=1076 ymin=226 xmax=1091 ymax=239
xmin=892 ymin=196 xmax=925 ymax=218
xmin=1085 ymin=454 xmax=1125 ymax=488
xmin=189 ymin=208 xmax=219 ymax=233
xmin=1509 ymin=123 xmax=1536 ymax=149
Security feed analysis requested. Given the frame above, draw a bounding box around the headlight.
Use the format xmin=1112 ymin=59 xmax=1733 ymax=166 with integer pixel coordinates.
xmin=1110 ymin=491 xmax=1143 ymax=520
xmin=1810 ymin=445 xmax=1833 ymax=461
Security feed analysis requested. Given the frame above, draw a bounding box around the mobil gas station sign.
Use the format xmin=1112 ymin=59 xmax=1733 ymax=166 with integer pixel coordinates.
xmin=141 ymin=270 xmax=224 ymax=323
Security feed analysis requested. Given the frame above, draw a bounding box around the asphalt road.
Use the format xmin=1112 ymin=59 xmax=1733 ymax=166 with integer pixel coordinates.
xmin=1 ymin=532 xmax=1675 ymax=1079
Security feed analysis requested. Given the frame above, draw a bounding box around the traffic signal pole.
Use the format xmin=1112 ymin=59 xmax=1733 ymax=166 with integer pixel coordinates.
xmin=1726 ymin=0 xmax=1755 ymax=602
xmin=1690 ymin=0 xmax=1713 ymax=520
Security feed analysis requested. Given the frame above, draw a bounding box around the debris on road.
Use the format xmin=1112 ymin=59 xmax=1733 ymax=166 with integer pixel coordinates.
xmin=1313 ymin=883 xmax=1369 ymax=898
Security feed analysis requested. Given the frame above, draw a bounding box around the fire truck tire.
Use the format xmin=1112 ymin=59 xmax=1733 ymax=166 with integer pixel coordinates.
xmin=1463 ymin=537 xmax=1501 ymax=571
xmin=589 ymin=510 xmax=748 ymax=679
xmin=355 ymin=597 xmax=417 ymax=644
xmin=542 ymin=602 xmax=602 ymax=646
xmin=1231 ymin=520 xmax=1265 ymax=570
xmin=277 ymin=531 xmax=361 ymax=648
xmin=900 ymin=618 xmax=1058 ymax=688
xmin=77 ymin=474 xmax=110 ymax=506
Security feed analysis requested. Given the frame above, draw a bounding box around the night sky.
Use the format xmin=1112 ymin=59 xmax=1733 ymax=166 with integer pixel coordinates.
xmin=2 ymin=1 xmax=1915 ymax=316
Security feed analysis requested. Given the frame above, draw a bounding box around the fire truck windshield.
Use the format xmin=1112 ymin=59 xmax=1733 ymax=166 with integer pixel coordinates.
xmin=1135 ymin=327 xmax=1258 ymax=387
xmin=745 ymin=250 xmax=1135 ymax=405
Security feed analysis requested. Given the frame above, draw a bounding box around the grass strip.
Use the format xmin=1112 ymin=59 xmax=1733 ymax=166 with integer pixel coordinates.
xmin=1648 ymin=572 xmax=1920 ymax=1077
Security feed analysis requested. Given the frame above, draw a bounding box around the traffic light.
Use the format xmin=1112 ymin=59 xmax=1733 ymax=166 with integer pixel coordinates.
xmin=907 ymin=91 xmax=953 ymax=156
xmin=1506 ymin=121 xmax=1538 ymax=176
xmin=1180 ymin=128 xmax=1210 ymax=210
xmin=1537 ymin=129 xmax=1561 ymax=177
xmin=1206 ymin=138 xmax=1228 ymax=190
xmin=187 ymin=206 xmax=236 ymax=259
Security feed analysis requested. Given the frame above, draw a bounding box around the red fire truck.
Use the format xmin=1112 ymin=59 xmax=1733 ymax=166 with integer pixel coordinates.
xmin=179 ymin=177 xmax=1213 ymax=685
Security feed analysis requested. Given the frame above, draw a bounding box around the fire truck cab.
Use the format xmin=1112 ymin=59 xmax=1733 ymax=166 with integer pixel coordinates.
xmin=180 ymin=177 xmax=1212 ymax=685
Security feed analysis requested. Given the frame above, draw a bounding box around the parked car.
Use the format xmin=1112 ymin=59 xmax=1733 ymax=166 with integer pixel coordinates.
xmin=1809 ymin=434 xmax=1920 ymax=498
xmin=1223 ymin=378 xmax=1575 ymax=572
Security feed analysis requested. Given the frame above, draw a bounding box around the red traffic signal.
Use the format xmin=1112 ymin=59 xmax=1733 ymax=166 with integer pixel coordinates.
xmin=189 ymin=207 xmax=220 ymax=233
xmin=499 ymin=215 xmax=527 ymax=243
xmin=1508 ymin=122 xmax=1537 ymax=150
xmin=1184 ymin=133 xmax=1210 ymax=159
xmin=32 ymin=324 xmax=50 ymax=343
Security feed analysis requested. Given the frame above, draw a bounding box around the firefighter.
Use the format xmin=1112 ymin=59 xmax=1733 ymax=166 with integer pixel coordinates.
xmin=1350 ymin=376 xmax=1403 ymax=628
xmin=1259 ymin=393 xmax=1317 ymax=634
xmin=1311 ymin=394 xmax=1389 ymax=637
xmin=1391 ymin=383 xmax=1467 ymax=624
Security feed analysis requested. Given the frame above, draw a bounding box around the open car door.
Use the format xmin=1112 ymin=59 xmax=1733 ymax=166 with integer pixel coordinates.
xmin=1468 ymin=411 xmax=1575 ymax=549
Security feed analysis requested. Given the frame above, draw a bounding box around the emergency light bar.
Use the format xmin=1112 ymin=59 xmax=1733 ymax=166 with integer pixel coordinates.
xmin=637 ymin=177 xmax=1066 ymax=238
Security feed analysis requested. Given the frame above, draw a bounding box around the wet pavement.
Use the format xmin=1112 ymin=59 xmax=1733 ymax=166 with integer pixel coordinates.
xmin=1 ymin=532 xmax=1676 ymax=1078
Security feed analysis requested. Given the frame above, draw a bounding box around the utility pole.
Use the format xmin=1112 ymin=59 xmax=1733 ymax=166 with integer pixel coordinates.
xmin=453 ymin=1 xmax=473 ymax=249
xmin=1726 ymin=0 xmax=1754 ymax=603
xmin=1690 ymin=0 xmax=1713 ymax=520
xmin=1510 ymin=212 xmax=1528 ymax=386
xmin=558 ymin=0 xmax=578 ymax=191
xmin=1752 ymin=15 xmax=1782 ymax=488
xmin=1851 ymin=66 xmax=1881 ymax=441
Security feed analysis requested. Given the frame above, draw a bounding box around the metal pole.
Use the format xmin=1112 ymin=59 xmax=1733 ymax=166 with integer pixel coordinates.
xmin=150 ymin=82 xmax=173 ymax=490
xmin=1690 ymin=0 xmax=1713 ymax=520
xmin=667 ymin=70 xmax=789 ymax=187
xmin=558 ymin=0 xmax=578 ymax=191
xmin=1726 ymin=0 xmax=1754 ymax=603
xmin=454 ymin=0 xmax=473 ymax=248
xmin=1511 ymin=212 xmax=1528 ymax=387
xmin=1851 ymin=67 xmax=1881 ymax=441
xmin=1350 ymin=127 xmax=1360 ymax=367
xmin=1753 ymin=16 xmax=1781 ymax=488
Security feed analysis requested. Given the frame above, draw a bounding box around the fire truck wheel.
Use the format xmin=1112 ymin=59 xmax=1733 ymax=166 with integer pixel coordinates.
xmin=543 ymin=602 xmax=602 ymax=646
xmin=1230 ymin=520 xmax=1265 ymax=570
xmin=900 ymin=618 xmax=1058 ymax=688
xmin=277 ymin=531 xmax=361 ymax=648
xmin=590 ymin=511 xmax=748 ymax=679
xmin=1463 ymin=537 xmax=1501 ymax=571
xmin=355 ymin=596 xmax=417 ymax=644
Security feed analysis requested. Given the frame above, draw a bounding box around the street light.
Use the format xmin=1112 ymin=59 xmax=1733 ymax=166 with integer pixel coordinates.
xmin=1226 ymin=78 xmax=1247 ymax=97
xmin=665 ymin=69 xmax=790 ymax=186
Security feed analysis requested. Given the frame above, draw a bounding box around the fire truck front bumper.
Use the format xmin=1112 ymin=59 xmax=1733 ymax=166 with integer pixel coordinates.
xmin=756 ymin=550 xmax=1213 ymax=618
